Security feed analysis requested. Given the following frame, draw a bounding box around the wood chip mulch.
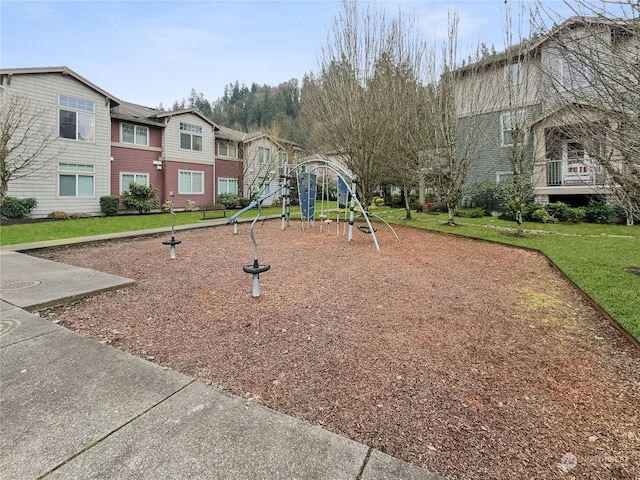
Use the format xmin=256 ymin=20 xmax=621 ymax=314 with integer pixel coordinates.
xmin=34 ymin=220 xmax=640 ymax=480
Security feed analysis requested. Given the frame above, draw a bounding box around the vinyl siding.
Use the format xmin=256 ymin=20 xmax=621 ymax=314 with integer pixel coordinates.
xmin=3 ymin=73 xmax=111 ymax=217
xmin=163 ymin=113 xmax=215 ymax=165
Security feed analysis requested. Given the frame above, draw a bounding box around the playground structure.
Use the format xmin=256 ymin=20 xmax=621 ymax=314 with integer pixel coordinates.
xmin=226 ymin=158 xmax=399 ymax=297
xmin=161 ymin=196 xmax=181 ymax=259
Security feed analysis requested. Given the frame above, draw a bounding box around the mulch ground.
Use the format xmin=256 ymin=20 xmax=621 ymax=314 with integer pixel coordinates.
xmin=34 ymin=220 xmax=640 ymax=479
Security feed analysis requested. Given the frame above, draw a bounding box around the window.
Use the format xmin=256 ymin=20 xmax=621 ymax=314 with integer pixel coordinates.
xmin=120 ymin=173 xmax=149 ymax=194
xmin=258 ymin=146 xmax=270 ymax=163
xmin=121 ymin=123 xmax=149 ymax=146
xmin=218 ymin=178 xmax=238 ymax=195
xmin=180 ymin=122 xmax=203 ymax=151
xmin=257 ymin=177 xmax=271 ymax=195
xmin=562 ymin=54 xmax=590 ymax=89
xmin=504 ymin=63 xmax=522 ymax=86
xmin=59 ymin=94 xmax=95 ymax=142
xmin=279 ymin=151 xmax=288 ymax=165
xmin=218 ymin=140 xmax=237 ymax=158
xmin=59 ymin=163 xmax=94 ymax=197
xmin=501 ymin=110 xmax=526 ymax=146
xmin=179 ymin=170 xmax=204 ymax=194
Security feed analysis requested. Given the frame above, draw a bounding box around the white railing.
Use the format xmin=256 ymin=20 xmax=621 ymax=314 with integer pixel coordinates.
xmin=545 ymin=160 xmax=607 ymax=187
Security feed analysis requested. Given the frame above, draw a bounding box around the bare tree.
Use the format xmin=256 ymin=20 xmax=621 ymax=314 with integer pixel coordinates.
xmin=532 ymin=1 xmax=640 ymax=225
xmin=0 ymin=90 xmax=64 ymax=202
xmin=423 ymin=13 xmax=485 ymax=226
xmin=500 ymin=2 xmax=536 ymax=235
xmin=371 ymin=11 xmax=433 ymax=220
xmin=300 ymin=0 xmax=394 ymax=209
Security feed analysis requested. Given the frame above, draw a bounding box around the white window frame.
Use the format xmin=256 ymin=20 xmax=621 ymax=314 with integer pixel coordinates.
xmin=495 ymin=171 xmax=514 ymax=183
xmin=279 ymin=151 xmax=288 ymax=166
xmin=120 ymin=172 xmax=150 ymax=194
xmin=218 ymin=177 xmax=238 ymax=195
xmin=121 ymin=123 xmax=149 ymax=146
xmin=179 ymin=122 xmax=203 ymax=151
xmin=258 ymin=146 xmax=270 ymax=164
xmin=561 ymin=54 xmax=590 ymax=89
xmin=218 ymin=140 xmax=237 ymax=158
xmin=501 ymin=110 xmax=526 ymax=147
xmin=178 ymin=169 xmax=204 ymax=194
xmin=58 ymin=94 xmax=95 ymax=142
xmin=58 ymin=163 xmax=95 ymax=197
xmin=504 ymin=63 xmax=522 ymax=86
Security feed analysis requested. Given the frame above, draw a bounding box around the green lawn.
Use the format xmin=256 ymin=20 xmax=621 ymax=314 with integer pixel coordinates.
xmin=2 ymin=207 xmax=638 ymax=343
xmin=0 ymin=207 xmax=290 ymax=246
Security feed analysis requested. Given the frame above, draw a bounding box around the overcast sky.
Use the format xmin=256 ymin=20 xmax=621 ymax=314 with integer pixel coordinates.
xmin=1 ymin=1 xmax=575 ymax=109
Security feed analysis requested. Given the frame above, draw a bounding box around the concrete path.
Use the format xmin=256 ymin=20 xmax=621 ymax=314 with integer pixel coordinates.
xmin=0 ymin=222 xmax=446 ymax=480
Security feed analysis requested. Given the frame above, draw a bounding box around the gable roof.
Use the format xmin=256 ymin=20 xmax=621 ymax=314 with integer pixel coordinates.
xmin=111 ymin=101 xmax=166 ymax=128
xmin=154 ymin=108 xmax=218 ymax=130
xmin=0 ymin=66 xmax=121 ymax=105
xmin=456 ymin=16 xmax=634 ymax=76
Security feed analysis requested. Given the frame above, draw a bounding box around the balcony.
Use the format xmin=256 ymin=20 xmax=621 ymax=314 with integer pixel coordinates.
xmin=545 ymin=159 xmax=607 ymax=187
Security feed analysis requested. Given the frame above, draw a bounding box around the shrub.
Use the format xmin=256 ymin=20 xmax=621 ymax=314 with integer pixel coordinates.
xmin=238 ymin=197 xmax=250 ymax=208
xmin=453 ymin=207 xmax=485 ymax=218
xmin=467 ymin=180 xmax=506 ymax=213
xmin=122 ymin=183 xmax=160 ymax=214
xmin=414 ymin=203 xmax=425 ymax=213
xmin=0 ymin=197 xmax=38 ymax=218
xmin=544 ymin=202 xmax=585 ymax=223
xmin=501 ymin=201 xmax=540 ymax=222
xmin=372 ymin=196 xmax=385 ymax=206
xmin=584 ymin=199 xmax=613 ymax=224
xmin=100 ymin=195 xmax=120 ymax=216
xmin=185 ymin=199 xmax=195 ymax=211
xmin=218 ymin=193 xmax=239 ymax=208
xmin=531 ymin=208 xmax=558 ymax=223
xmin=47 ymin=211 xmax=70 ymax=220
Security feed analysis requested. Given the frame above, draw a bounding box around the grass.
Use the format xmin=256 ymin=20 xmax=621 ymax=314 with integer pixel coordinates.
xmin=1 ymin=206 xmax=638 ymax=343
xmin=0 ymin=207 xmax=288 ymax=246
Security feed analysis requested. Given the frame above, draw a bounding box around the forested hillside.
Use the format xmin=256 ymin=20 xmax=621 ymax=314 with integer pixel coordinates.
xmin=166 ymin=79 xmax=303 ymax=144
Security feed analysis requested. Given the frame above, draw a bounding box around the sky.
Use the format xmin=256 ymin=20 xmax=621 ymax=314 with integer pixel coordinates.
xmin=1 ymin=0 xmax=576 ymax=109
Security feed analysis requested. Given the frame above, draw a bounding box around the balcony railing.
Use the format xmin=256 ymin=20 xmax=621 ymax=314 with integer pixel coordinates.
xmin=545 ymin=160 xmax=607 ymax=187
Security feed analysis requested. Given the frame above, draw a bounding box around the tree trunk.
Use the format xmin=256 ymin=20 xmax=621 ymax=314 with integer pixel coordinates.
xmin=447 ymin=205 xmax=455 ymax=225
xmin=403 ymin=184 xmax=412 ymax=220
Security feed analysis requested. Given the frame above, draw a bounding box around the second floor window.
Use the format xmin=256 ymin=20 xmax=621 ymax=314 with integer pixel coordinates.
xmin=122 ymin=123 xmax=149 ymax=146
xmin=258 ymin=146 xmax=270 ymax=163
xmin=218 ymin=140 xmax=237 ymax=158
xmin=504 ymin=63 xmax=522 ymax=87
xmin=501 ymin=110 xmax=526 ymax=146
xmin=562 ymin=54 xmax=591 ymax=89
xmin=180 ymin=122 xmax=203 ymax=151
xmin=59 ymin=94 xmax=95 ymax=142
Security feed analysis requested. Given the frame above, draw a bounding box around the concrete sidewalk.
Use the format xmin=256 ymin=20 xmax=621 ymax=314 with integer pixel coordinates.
xmin=0 ymin=225 xmax=446 ymax=480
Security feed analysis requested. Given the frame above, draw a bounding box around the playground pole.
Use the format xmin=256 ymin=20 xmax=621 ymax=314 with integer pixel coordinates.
xmin=348 ymin=175 xmax=357 ymax=242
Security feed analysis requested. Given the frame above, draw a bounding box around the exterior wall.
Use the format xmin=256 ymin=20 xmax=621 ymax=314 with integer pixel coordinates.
xmin=215 ymin=158 xmax=243 ymax=201
xmin=162 ymin=113 xmax=215 ymax=165
xmin=110 ymin=121 xmax=164 ymax=197
xmin=3 ymin=73 xmax=112 ymax=218
xmin=160 ymin=113 xmax=216 ymax=209
xmin=460 ymin=104 xmax=542 ymax=186
xmin=456 ymin=56 xmax=542 ymax=117
xmin=242 ymin=137 xmax=284 ymax=205
xmin=162 ymin=160 xmax=214 ymax=209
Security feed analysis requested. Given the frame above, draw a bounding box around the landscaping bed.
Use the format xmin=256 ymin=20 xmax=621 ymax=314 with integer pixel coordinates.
xmin=34 ymin=221 xmax=639 ymax=479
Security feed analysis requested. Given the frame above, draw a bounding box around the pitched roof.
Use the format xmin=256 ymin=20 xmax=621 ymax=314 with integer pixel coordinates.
xmin=0 ymin=66 xmax=121 ymax=104
xmin=456 ymin=16 xmax=634 ymax=75
xmin=110 ymin=101 xmax=166 ymax=127
xmin=155 ymin=108 xmax=218 ymax=129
